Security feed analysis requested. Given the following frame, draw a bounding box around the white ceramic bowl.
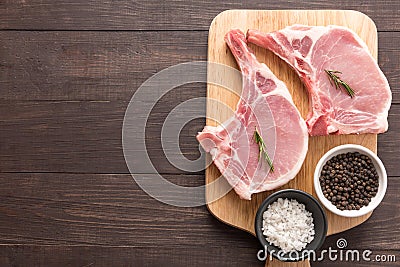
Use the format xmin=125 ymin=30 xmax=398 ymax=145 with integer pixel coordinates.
xmin=314 ymin=144 xmax=387 ymax=217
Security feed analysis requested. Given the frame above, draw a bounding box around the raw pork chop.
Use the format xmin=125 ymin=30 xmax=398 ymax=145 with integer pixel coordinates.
xmin=197 ymin=29 xmax=308 ymax=200
xmin=247 ymin=25 xmax=392 ymax=136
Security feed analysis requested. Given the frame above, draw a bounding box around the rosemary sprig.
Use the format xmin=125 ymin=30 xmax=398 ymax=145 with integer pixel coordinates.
xmin=325 ymin=69 xmax=355 ymax=98
xmin=253 ymin=128 xmax=274 ymax=172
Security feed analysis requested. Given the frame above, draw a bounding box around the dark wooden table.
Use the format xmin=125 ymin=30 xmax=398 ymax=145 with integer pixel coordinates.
xmin=0 ymin=1 xmax=399 ymax=266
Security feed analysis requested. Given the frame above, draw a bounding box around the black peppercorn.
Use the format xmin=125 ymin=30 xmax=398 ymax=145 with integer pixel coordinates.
xmin=319 ymin=151 xmax=379 ymax=211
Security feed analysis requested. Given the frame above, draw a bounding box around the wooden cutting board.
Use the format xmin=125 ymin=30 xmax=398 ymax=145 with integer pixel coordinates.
xmin=205 ymin=10 xmax=378 ymax=267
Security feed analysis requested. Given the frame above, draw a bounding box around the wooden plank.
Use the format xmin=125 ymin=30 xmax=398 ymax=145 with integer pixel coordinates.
xmin=0 ymin=1 xmax=399 ymax=31
xmin=314 ymin=256 xmax=399 ymax=267
xmin=0 ymin=96 xmax=205 ymax=174
xmin=0 ymin=173 xmax=255 ymax=247
xmin=0 ymin=31 xmax=208 ymax=101
xmin=0 ymin=245 xmax=397 ymax=267
xmin=0 ymin=3 xmax=397 ymax=266
xmin=0 ymin=173 xmax=397 ymax=250
xmin=0 ymin=245 xmax=262 ymax=267
xmin=0 ymin=100 xmax=399 ymax=175
xmin=0 ymin=31 xmax=398 ymax=102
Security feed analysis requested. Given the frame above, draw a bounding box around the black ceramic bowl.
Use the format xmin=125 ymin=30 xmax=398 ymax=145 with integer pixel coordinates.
xmin=255 ymin=189 xmax=328 ymax=262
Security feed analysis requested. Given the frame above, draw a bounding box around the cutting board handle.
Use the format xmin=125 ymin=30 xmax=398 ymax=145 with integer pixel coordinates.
xmin=266 ymin=258 xmax=310 ymax=267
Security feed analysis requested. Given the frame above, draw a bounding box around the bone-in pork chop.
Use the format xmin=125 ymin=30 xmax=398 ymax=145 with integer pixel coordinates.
xmin=247 ymin=25 xmax=391 ymax=136
xmin=197 ymin=29 xmax=308 ymax=200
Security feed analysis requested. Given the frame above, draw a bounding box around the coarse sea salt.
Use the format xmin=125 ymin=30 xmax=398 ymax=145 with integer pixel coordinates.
xmin=262 ymin=198 xmax=315 ymax=253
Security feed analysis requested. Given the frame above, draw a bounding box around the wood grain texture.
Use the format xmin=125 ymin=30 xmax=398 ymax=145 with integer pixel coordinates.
xmin=0 ymin=1 xmax=399 ymax=31
xmin=0 ymin=172 xmax=398 ymax=248
xmin=0 ymin=1 xmax=399 ymax=266
xmin=0 ymin=246 xmax=397 ymax=267
xmin=205 ymin=10 xmax=385 ymax=266
xmin=0 ymin=245 xmax=261 ymax=267
xmin=0 ymin=173 xmax=397 ymax=266
xmin=0 ymin=101 xmax=399 ymax=175
xmin=0 ymin=31 xmax=208 ymax=101
xmin=0 ymin=31 xmax=399 ymax=102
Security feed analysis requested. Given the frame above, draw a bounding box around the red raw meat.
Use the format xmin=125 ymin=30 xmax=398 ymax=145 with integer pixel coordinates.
xmin=247 ymin=25 xmax=391 ymax=136
xmin=197 ymin=29 xmax=308 ymax=200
